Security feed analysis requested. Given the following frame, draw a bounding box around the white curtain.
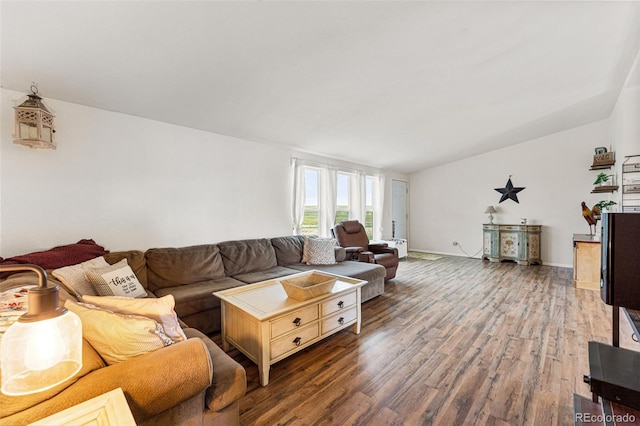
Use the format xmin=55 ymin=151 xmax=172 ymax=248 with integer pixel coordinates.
xmin=372 ymin=175 xmax=385 ymax=241
xmin=291 ymin=157 xmax=386 ymax=239
xmin=349 ymin=171 xmax=366 ymax=223
xmin=319 ymin=168 xmax=337 ymax=237
xmin=291 ymin=158 xmax=306 ymax=234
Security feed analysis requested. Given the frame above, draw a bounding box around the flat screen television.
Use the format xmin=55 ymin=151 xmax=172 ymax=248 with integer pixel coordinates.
xmin=600 ymin=212 xmax=640 ymax=309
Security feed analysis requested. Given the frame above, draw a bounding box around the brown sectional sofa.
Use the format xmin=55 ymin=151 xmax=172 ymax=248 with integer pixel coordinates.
xmin=0 ymin=235 xmax=386 ymax=426
xmin=145 ymin=235 xmax=385 ymax=335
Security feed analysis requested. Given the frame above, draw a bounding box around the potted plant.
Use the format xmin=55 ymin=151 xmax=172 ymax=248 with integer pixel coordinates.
xmin=593 ymin=172 xmax=610 ymax=186
xmin=595 ymin=200 xmax=617 ymax=212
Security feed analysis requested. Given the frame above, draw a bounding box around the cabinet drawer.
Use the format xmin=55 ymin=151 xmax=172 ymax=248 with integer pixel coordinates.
xmin=321 ymin=306 xmax=357 ymax=335
xmin=500 ymin=225 xmax=526 ymax=231
xmin=321 ymin=291 xmax=357 ymax=317
xmin=270 ymin=305 xmax=319 ymax=339
xmin=270 ymin=323 xmax=319 ymax=360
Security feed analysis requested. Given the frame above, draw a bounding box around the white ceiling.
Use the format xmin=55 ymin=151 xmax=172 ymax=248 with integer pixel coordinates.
xmin=2 ymin=1 xmax=639 ymax=173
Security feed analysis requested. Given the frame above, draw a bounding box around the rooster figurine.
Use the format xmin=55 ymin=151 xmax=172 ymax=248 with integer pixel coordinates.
xmin=581 ymin=201 xmax=598 ymax=235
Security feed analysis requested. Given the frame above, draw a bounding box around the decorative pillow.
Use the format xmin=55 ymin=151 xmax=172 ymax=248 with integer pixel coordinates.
xmin=81 ymin=294 xmax=186 ymax=343
xmin=84 ymin=260 xmax=148 ymax=298
xmin=301 ymin=235 xmax=321 ymax=263
xmin=0 ymin=239 xmax=109 ymax=270
xmin=52 ymin=256 xmax=111 ymax=298
xmin=64 ymin=299 xmax=173 ymax=365
xmin=303 ymin=237 xmax=337 ymax=265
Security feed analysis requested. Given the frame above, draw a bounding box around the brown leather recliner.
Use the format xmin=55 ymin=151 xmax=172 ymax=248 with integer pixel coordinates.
xmin=331 ymin=220 xmax=399 ymax=281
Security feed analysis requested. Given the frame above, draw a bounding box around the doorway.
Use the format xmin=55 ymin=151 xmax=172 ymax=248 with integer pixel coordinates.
xmin=391 ymin=179 xmax=408 ymax=240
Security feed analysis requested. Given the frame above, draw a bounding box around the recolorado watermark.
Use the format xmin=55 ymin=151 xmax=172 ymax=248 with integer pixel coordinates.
xmin=575 ymin=412 xmax=636 ymax=423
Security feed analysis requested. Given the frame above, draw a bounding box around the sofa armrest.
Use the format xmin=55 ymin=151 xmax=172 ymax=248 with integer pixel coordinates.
xmin=184 ymin=328 xmax=247 ymax=412
xmin=89 ymin=339 xmax=212 ymax=423
xmin=1 ymin=338 xmax=214 ymax=426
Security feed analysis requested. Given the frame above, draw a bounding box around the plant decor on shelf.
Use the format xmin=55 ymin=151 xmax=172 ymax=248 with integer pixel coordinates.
xmin=593 ymin=172 xmax=609 ymax=186
xmin=595 ymin=200 xmax=617 ymax=211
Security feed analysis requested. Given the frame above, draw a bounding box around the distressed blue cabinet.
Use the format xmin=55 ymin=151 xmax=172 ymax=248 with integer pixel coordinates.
xmin=483 ymin=224 xmax=542 ymax=265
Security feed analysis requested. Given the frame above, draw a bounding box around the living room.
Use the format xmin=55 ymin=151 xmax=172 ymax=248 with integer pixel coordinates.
xmin=1 ymin=1 xmax=639 ymax=425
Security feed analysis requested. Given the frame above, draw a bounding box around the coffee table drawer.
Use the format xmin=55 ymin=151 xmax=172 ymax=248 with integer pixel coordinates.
xmin=321 ymin=290 xmax=357 ymax=317
xmin=321 ymin=306 xmax=357 ymax=335
xmin=270 ymin=305 xmax=319 ymax=339
xmin=270 ymin=323 xmax=319 ymax=360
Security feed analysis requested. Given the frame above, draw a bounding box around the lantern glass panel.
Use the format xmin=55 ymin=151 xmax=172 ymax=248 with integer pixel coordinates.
xmin=42 ymin=127 xmax=52 ymax=143
xmin=19 ymin=122 xmax=38 ymax=140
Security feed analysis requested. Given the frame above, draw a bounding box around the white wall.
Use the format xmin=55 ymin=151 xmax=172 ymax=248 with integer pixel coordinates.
xmin=610 ymin=51 xmax=640 ymax=203
xmin=1 ymin=88 xmax=298 ymax=256
xmin=409 ymin=49 xmax=640 ymax=268
xmin=409 ymin=119 xmax=612 ymax=267
xmin=0 ymin=88 xmax=406 ymax=258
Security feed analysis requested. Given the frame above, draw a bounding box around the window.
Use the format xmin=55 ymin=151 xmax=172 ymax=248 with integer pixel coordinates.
xmin=335 ymin=173 xmax=350 ymax=224
xmin=292 ymin=158 xmax=383 ymax=239
xmin=365 ymin=176 xmax=374 ymax=239
xmin=302 ymin=168 xmax=319 ymax=235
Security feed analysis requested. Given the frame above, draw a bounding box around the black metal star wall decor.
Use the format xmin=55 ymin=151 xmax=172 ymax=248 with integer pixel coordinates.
xmin=495 ymin=175 xmax=525 ymax=203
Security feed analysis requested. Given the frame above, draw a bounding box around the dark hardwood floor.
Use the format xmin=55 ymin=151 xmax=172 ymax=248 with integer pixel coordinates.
xmin=212 ymin=256 xmax=637 ymax=425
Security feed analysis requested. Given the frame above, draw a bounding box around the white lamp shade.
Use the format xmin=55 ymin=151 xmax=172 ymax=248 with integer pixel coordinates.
xmin=1 ymin=310 xmax=82 ymax=396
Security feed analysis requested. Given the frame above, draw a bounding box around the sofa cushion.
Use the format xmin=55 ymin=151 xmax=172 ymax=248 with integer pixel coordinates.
xmin=153 ymin=277 xmax=244 ymax=318
xmin=82 ymin=294 xmax=186 ymax=343
xmin=145 ymin=245 xmax=225 ymax=290
xmin=65 ymin=300 xmax=173 ymax=365
xmin=272 ymin=235 xmax=347 ymax=265
xmin=271 ymin=235 xmax=305 ymax=266
xmin=232 ymin=266 xmax=302 ymax=284
xmin=218 ymin=239 xmax=277 ymax=276
xmin=289 ymin=261 xmax=383 ymax=281
xmin=104 ymin=250 xmax=147 ymax=287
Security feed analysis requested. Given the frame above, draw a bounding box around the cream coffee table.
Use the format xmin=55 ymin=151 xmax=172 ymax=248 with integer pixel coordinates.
xmin=214 ymin=270 xmax=367 ymax=386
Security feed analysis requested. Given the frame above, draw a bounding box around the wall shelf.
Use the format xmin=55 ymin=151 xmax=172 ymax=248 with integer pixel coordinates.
xmin=589 ymin=164 xmax=614 ymax=170
xmin=622 ymin=155 xmax=640 ymax=212
xmin=591 ymin=186 xmax=619 ymax=193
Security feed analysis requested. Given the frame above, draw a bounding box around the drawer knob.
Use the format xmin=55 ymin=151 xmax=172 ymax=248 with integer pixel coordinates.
xmin=293 ymin=337 xmax=302 ymax=346
xmin=338 ymin=317 xmax=344 ymax=325
xmin=337 ymin=301 xmax=344 ymax=308
xmin=293 ymin=317 xmax=301 ymax=327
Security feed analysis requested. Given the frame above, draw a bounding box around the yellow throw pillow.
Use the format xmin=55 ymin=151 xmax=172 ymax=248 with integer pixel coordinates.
xmin=84 ymin=260 xmax=148 ymax=298
xmin=64 ymin=300 xmax=173 ymax=365
xmin=52 ymin=256 xmax=111 ymax=298
xmin=81 ymin=294 xmax=187 ymax=343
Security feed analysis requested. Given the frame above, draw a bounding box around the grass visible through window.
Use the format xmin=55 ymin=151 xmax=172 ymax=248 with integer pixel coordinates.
xmin=302 ymin=206 xmax=373 ymax=239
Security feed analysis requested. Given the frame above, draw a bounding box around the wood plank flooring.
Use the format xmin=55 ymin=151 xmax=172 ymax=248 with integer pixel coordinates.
xmin=212 ymin=256 xmax=638 ymax=425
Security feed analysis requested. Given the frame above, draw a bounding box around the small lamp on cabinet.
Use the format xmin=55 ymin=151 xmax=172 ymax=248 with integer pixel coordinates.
xmin=484 ymin=206 xmax=497 ymax=224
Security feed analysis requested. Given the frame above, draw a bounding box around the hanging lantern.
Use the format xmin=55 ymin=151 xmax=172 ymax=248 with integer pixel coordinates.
xmin=13 ymin=84 xmax=56 ymax=149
